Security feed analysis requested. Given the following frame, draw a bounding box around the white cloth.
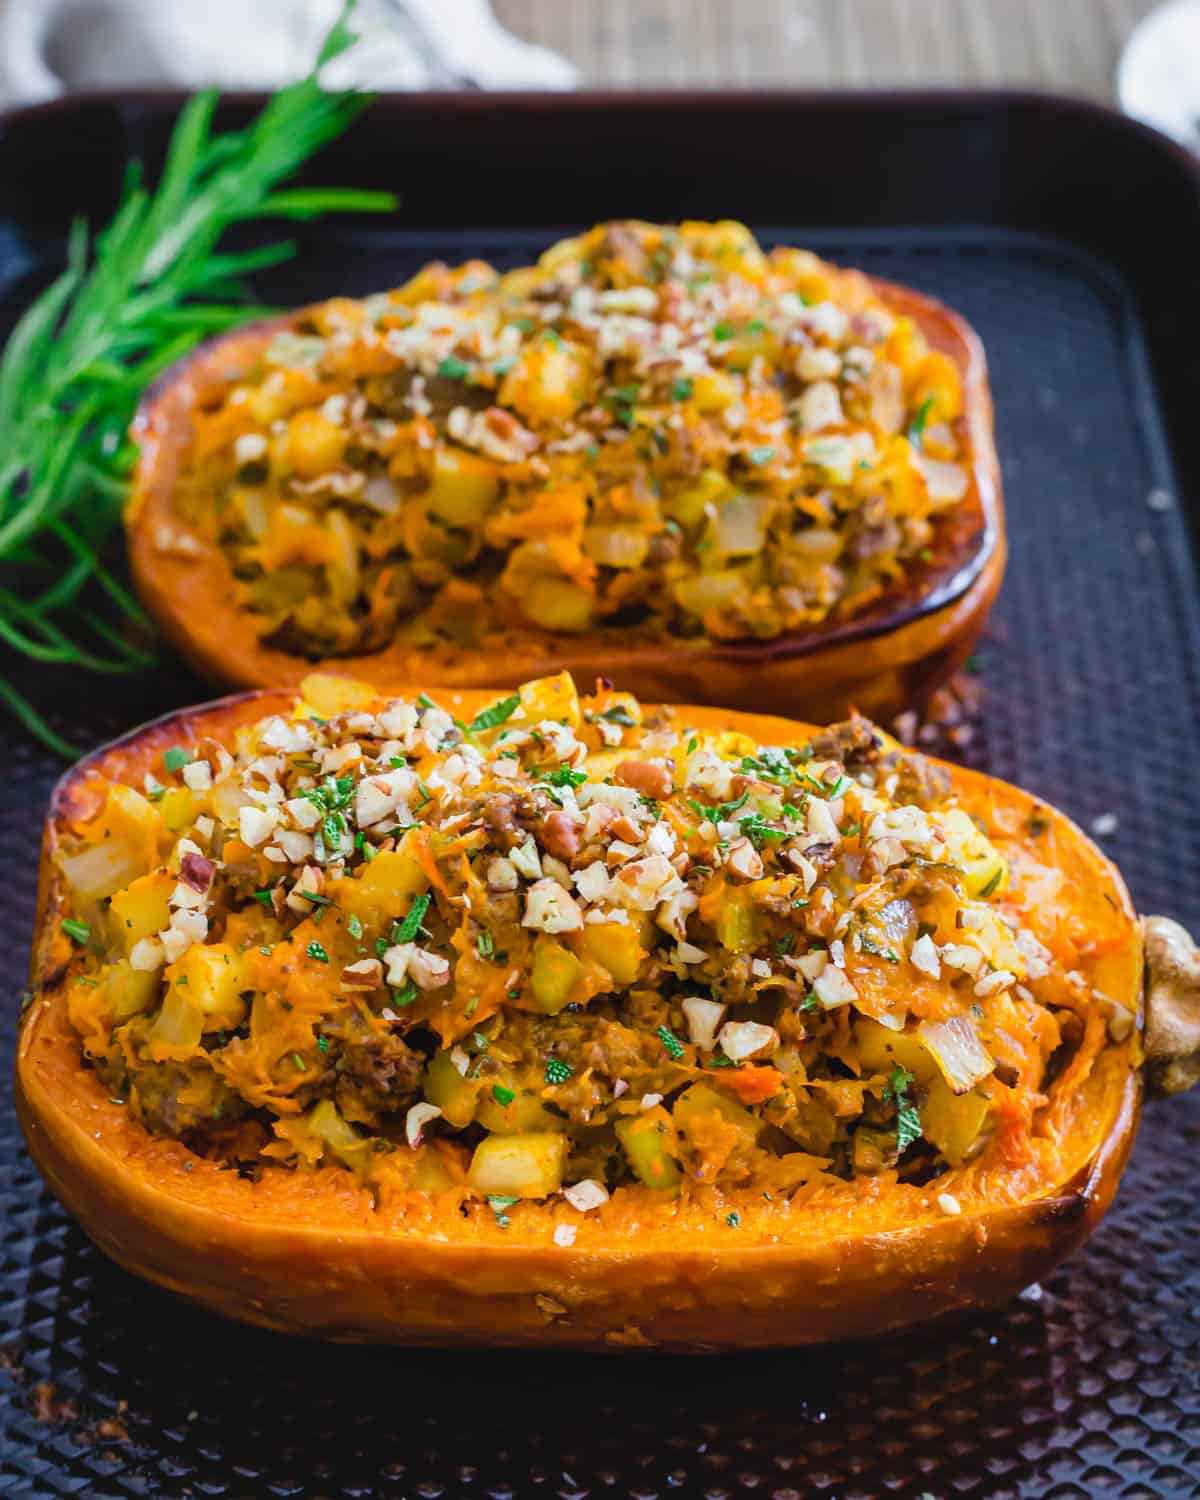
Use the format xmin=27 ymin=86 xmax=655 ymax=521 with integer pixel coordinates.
xmin=0 ymin=0 xmax=576 ymax=104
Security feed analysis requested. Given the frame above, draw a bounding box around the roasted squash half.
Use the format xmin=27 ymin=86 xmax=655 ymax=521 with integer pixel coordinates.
xmin=127 ymin=221 xmax=1004 ymax=722
xmin=20 ymin=674 xmax=1194 ymax=1352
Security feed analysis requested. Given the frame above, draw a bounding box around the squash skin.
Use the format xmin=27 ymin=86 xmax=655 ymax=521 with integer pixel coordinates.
xmin=17 ymin=688 xmax=1142 ymax=1350
xmin=126 ymin=274 xmax=1006 ymax=723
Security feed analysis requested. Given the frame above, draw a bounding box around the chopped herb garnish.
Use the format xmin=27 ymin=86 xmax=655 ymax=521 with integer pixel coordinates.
xmin=393 ymin=892 xmax=431 ymax=944
xmin=545 ymin=1057 xmax=572 ymax=1085
xmin=657 ymin=1024 xmax=684 ymax=1060
xmin=776 ymin=935 xmax=794 ymax=956
xmin=687 ymin=789 xmax=749 ymax=825
xmin=306 ymin=941 xmax=329 ymax=963
xmin=163 ymin=747 xmax=191 ymax=773
xmin=469 ymin=692 xmax=521 ymax=733
xmin=476 ymin=930 xmax=495 ymax=959
xmin=748 ymin=445 xmax=775 ymax=466
xmin=799 ymin=991 xmax=819 ymax=1012
xmin=298 ymin=890 xmax=332 ymax=909
xmin=392 ymin=979 xmax=419 ymax=1008
xmin=488 ymin=1195 xmax=519 ymax=1228
xmin=738 ymin=812 xmax=788 ymax=848
xmin=687 ymin=736 xmax=698 ymax=754
xmin=599 ymin=705 xmax=637 ymax=728
xmin=606 ymin=382 xmax=640 ymax=428
xmin=672 ymin=377 xmax=693 ymax=401
xmin=492 ymin=1084 xmax=516 ymax=1107
xmin=908 ymin=395 xmax=933 ymax=448
xmin=726 ymin=1211 xmax=740 ymax=1227
xmin=317 ymin=1036 xmax=330 ymax=1053
xmin=978 ymin=867 xmax=1004 ymax=899
xmin=61 ymin=918 xmax=90 ymax=944
xmin=347 ymin=913 xmax=363 ymax=940
xmin=884 ymin=1065 xmax=922 ymax=1153
xmin=541 ymin=765 xmax=587 ymax=790
xmin=437 ymin=354 xmax=470 ymax=381
xmin=712 ymin=321 xmax=733 ymax=341
xmin=293 ymin=1053 xmax=307 ymax=1071
xmin=860 ymin=935 xmax=901 ymax=963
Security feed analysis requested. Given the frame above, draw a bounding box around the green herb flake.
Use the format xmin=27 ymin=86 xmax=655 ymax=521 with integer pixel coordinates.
xmin=306 ymin=941 xmax=329 ymax=963
xmin=712 ymin=321 xmax=733 ymax=341
xmin=469 ymin=692 xmax=521 ymax=734
xmin=978 ymin=867 xmax=1004 ymax=899
xmin=393 ymin=891 xmax=431 ymax=944
xmin=317 ymin=1035 xmax=330 ymax=1053
xmin=477 ymin=930 xmax=495 ymax=959
xmin=884 ymin=1065 xmax=922 ymax=1153
xmin=657 ymin=1024 xmax=685 ymax=1060
xmin=392 ymin=979 xmax=420 ymax=1008
xmin=163 ymin=747 xmax=191 ymax=773
xmin=671 ymin=377 xmax=693 ymax=402
xmin=748 ymin=445 xmax=776 ymax=466
xmin=61 ymin=918 xmax=90 ymax=944
xmin=726 ymin=1211 xmax=740 ymax=1227
xmin=347 ymin=913 xmax=364 ymax=940
xmin=687 ymin=789 xmax=749 ymax=826
xmin=908 ymin=395 xmax=934 ymax=448
xmin=437 ymin=354 xmax=471 ymax=381
xmin=492 ymin=1084 xmax=516 ymax=1107
xmin=293 ymin=1052 xmax=307 ymax=1071
xmin=738 ymin=812 xmax=788 ymax=849
xmin=488 ymin=1195 xmax=519 ymax=1228
xmin=545 ymin=1057 xmax=572 ymax=1085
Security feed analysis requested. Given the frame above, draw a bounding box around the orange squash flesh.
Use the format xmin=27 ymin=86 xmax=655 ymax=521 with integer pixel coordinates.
xmin=17 ymin=688 xmax=1141 ymax=1350
xmin=127 ymin=272 xmax=1005 ymax=724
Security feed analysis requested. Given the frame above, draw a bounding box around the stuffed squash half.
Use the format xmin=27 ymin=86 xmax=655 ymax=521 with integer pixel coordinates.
xmin=19 ymin=673 xmax=1199 ymax=1349
xmin=128 ymin=220 xmax=1004 ymax=721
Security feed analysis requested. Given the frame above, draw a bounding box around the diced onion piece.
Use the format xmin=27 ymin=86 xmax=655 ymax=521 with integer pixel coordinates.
xmin=709 ymin=493 xmax=770 ymax=558
xmin=813 ymin=965 xmax=857 ymax=1009
xmin=583 ymin=525 xmax=649 ymax=569
xmin=681 ymin=996 xmax=726 ymax=1051
xmin=913 ymin=451 xmax=969 ymax=507
xmin=563 ymin=1178 xmax=610 ymax=1213
xmin=717 ymin=1020 xmax=777 ymax=1062
xmin=917 ymin=1015 xmax=995 ymax=1095
xmin=405 ymin=1101 xmax=442 ymax=1149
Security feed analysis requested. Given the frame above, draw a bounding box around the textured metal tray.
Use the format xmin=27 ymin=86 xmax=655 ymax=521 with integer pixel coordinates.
xmin=2 ymin=91 xmax=1200 ymax=1499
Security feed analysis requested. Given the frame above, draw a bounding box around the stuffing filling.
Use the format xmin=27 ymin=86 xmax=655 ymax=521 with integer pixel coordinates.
xmin=169 ymin=219 xmax=971 ymax=656
xmin=55 ymin=673 xmax=1117 ymax=1211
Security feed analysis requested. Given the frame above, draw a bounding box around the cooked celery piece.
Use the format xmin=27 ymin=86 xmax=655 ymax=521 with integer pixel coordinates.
xmin=716 ymin=897 xmax=764 ymax=954
xmin=616 ymin=1109 xmax=682 ymax=1189
xmin=674 ymin=1082 xmax=763 ymax=1146
xmin=308 ymin=1099 xmax=372 ymax=1171
xmin=475 ymin=1087 xmax=563 ymax=1134
xmin=147 ymin=987 xmax=204 ymax=1050
xmin=468 ymin=1132 xmax=567 ymax=1198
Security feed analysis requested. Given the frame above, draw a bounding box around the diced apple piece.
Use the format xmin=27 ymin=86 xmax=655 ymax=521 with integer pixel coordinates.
xmin=468 ymin=1132 xmax=566 ymax=1198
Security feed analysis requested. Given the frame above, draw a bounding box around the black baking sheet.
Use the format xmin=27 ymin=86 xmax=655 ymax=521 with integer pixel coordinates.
xmin=1 ymin=90 xmax=1199 ymax=1499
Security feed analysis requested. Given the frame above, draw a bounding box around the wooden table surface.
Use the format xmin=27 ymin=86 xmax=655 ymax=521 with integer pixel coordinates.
xmin=495 ymin=0 xmax=1160 ymax=98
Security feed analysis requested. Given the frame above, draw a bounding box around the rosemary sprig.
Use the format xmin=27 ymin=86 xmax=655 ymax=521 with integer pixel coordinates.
xmin=0 ymin=0 xmax=395 ymax=755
